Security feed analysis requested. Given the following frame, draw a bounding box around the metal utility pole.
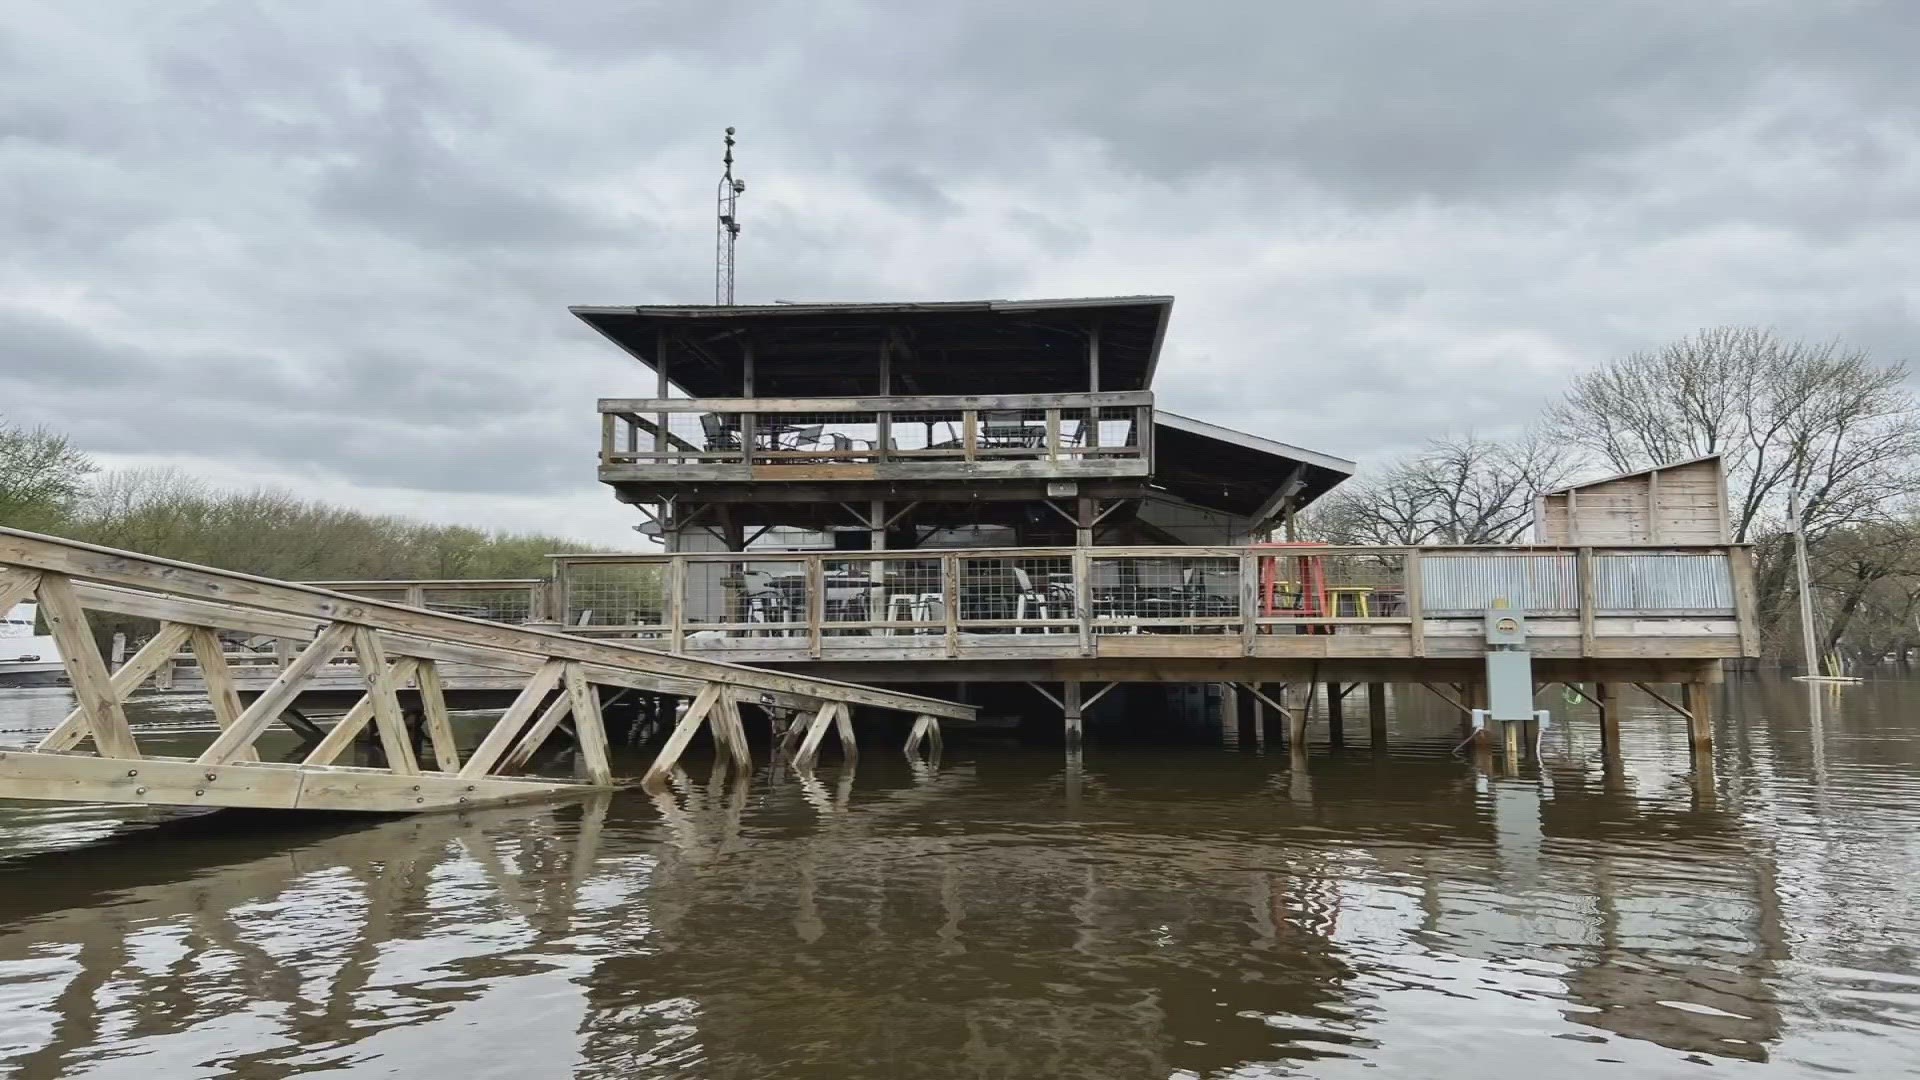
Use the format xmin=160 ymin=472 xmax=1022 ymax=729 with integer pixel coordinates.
xmin=715 ymin=127 xmax=745 ymax=305
xmin=1789 ymin=487 xmax=1822 ymax=677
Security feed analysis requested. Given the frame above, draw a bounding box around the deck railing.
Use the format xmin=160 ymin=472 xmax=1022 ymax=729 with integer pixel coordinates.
xmin=548 ymin=543 xmax=1758 ymax=660
xmin=596 ymin=392 xmax=1153 ymax=479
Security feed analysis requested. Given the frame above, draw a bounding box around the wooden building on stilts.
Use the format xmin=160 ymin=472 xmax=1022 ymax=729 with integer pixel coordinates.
xmin=550 ymin=295 xmax=1756 ymax=760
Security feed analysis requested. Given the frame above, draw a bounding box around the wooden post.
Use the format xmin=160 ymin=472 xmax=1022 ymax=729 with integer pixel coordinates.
xmin=1063 ymin=679 xmax=1083 ymax=748
xmin=1367 ymin=683 xmax=1388 ymax=749
xmin=1595 ymin=682 xmax=1618 ymax=757
xmin=1325 ymin=682 xmax=1344 ymax=747
xmin=666 ymin=556 xmax=686 ymax=653
xmin=564 ymin=662 xmax=616 ymax=784
xmin=35 ymin=574 xmax=138 ymax=761
xmin=1681 ymin=682 xmax=1714 ymax=750
xmin=942 ymin=553 xmax=960 ymax=657
xmin=1577 ymin=546 xmax=1596 ymax=655
xmin=1287 ymin=684 xmax=1308 ymax=749
xmin=188 ymin=626 xmax=257 ymax=764
xmin=1404 ymin=549 xmax=1425 ymax=657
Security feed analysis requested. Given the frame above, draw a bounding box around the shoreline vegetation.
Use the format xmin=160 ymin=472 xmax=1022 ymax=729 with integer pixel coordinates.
xmin=0 ymin=420 xmax=591 ymax=591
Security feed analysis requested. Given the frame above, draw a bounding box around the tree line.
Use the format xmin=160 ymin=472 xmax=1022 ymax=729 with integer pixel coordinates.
xmin=0 ymin=421 xmax=592 ymax=583
xmin=1303 ymin=327 xmax=1920 ymax=669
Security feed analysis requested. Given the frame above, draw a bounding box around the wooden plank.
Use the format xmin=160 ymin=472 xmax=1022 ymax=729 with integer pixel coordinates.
xmin=36 ymin=622 xmax=193 ymax=752
xmin=0 ymin=568 xmax=40 ymax=613
xmin=0 ymin=752 xmax=584 ymax=813
xmin=498 ymin=686 xmax=573 ymax=774
xmin=352 ymin=626 xmax=419 ymax=776
xmin=36 ymin=573 xmax=143 ymax=760
xmin=189 ymin=626 xmax=257 ymax=764
xmin=645 ymin=681 xmax=721 ymax=782
xmin=458 ymin=657 xmax=567 ymax=779
xmin=414 ymin=660 xmax=461 ymax=772
xmin=564 ymin=662 xmax=615 ymax=785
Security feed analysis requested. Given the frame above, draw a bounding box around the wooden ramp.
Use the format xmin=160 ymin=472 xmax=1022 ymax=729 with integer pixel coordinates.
xmin=0 ymin=528 xmax=974 ymax=813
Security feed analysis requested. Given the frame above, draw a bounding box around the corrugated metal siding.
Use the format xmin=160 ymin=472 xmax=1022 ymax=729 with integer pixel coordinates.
xmin=1591 ymin=554 xmax=1733 ymax=611
xmin=1421 ymin=555 xmax=1577 ymax=613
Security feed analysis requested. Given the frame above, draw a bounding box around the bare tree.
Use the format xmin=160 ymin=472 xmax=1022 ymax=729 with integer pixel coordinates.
xmin=1304 ymin=430 xmax=1579 ymax=545
xmin=1547 ymin=328 xmax=1920 ymax=642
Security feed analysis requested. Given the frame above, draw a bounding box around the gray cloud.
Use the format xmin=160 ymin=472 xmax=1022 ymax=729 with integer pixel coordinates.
xmin=2 ymin=0 xmax=1918 ymax=545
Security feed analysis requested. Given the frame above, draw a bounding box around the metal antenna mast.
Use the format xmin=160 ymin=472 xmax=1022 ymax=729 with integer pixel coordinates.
xmin=715 ymin=127 xmax=745 ymax=305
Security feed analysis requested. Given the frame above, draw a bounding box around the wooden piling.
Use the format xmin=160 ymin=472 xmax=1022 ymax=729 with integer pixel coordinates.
xmin=1063 ymin=680 xmax=1083 ymax=748
xmin=1681 ymin=682 xmax=1714 ymax=750
xmin=1367 ymin=683 xmax=1388 ymax=749
xmin=1594 ymin=682 xmax=1618 ymax=756
xmin=1325 ymin=682 xmax=1344 ymax=747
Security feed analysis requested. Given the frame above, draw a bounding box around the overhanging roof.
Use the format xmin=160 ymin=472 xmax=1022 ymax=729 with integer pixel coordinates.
xmin=1541 ymin=453 xmax=1723 ymax=495
xmin=571 ymin=296 xmax=1173 ymax=397
xmin=1152 ymin=412 xmax=1355 ymax=519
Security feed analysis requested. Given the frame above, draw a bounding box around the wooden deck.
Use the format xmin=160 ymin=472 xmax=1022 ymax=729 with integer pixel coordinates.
xmin=0 ymin=528 xmax=973 ymax=813
xmin=548 ymin=543 xmax=1758 ymax=684
xmin=598 ymin=391 xmax=1153 ymax=502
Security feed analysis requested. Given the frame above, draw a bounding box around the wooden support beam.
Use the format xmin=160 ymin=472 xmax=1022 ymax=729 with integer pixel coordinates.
xmin=499 ymin=686 xmax=573 ymax=775
xmin=1594 ymin=682 xmax=1618 ymax=755
xmin=37 ymin=622 xmax=192 ymax=752
xmin=1063 ymin=680 xmax=1083 ymax=747
xmin=904 ymin=714 xmax=943 ymax=758
xmin=0 ymin=568 xmax=40 ymax=613
xmin=1419 ymin=681 xmax=1474 ymax=719
xmin=1367 ymin=683 xmax=1388 ymax=748
xmin=458 ymin=658 xmax=566 ymax=779
xmin=38 ymin=573 xmax=143 ymax=760
xmin=1325 ymin=682 xmax=1345 ymax=747
xmin=645 ymin=682 xmax=722 ymax=783
xmin=200 ymin=620 xmax=357 ymax=765
xmin=1632 ymin=681 xmax=1694 ymax=723
xmin=794 ymin=701 xmax=851 ymax=769
xmin=1237 ymin=682 xmax=1292 ymax=720
xmin=352 ymin=626 xmax=419 ymax=776
xmin=414 ymin=660 xmax=460 ymax=772
xmin=1681 ymin=682 xmax=1714 ymax=749
xmin=189 ymin=626 xmax=258 ymax=764
xmin=564 ymin=662 xmax=615 ymax=785
xmin=301 ymin=658 xmax=419 ymax=767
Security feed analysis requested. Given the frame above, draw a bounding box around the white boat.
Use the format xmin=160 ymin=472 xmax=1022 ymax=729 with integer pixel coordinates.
xmin=0 ymin=602 xmax=64 ymax=688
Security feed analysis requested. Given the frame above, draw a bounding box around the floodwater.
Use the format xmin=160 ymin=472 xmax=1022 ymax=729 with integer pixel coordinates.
xmin=0 ymin=681 xmax=1917 ymax=1078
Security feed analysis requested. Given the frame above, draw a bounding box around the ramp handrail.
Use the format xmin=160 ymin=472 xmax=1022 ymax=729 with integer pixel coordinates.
xmin=0 ymin=528 xmax=972 ymax=812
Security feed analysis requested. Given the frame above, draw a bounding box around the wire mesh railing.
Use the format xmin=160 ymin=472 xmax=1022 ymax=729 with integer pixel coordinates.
xmin=598 ymin=392 xmax=1153 ymax=472
xmin=546 ymin=544 xmax=1746 ymax=655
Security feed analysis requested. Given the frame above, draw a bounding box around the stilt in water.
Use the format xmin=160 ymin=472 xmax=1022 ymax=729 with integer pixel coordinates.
xmin=1325 ymin=682 xmax=1345 ymax=748
xmin=1367 ymin=683 xmax=1388 ymax=751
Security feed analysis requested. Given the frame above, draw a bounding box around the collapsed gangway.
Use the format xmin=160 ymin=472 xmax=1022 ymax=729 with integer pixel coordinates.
xmin=0 ymin=528 xmax=973 ymax=813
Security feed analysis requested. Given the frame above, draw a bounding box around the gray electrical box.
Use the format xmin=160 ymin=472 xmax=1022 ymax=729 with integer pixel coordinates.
xmin=1485 ymin=651 xmax=1535 ymax=721
xmin=1483 ymin=609 xmax=1527 ymax=646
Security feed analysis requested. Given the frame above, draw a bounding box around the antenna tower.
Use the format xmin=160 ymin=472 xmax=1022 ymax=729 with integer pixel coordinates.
xmin=715 ymin=127 xmax=744 ymax=305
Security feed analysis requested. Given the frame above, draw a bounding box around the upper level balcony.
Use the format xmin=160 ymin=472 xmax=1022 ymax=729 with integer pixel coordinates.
xmin=597 ymin=391 xmax=1154 ymax=502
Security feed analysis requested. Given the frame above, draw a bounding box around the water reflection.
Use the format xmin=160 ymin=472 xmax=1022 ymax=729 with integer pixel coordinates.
xmin=0 ymin=679 xmax=1917 ymax=1077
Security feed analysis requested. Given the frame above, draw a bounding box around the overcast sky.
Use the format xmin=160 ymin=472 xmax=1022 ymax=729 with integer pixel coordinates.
xmin=4 ymin=1 xmax=1916 ymax=546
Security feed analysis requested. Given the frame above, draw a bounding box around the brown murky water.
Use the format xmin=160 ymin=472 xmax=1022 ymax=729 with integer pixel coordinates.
xmin=1 ymin=679 xmax=1917 ymax=1078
